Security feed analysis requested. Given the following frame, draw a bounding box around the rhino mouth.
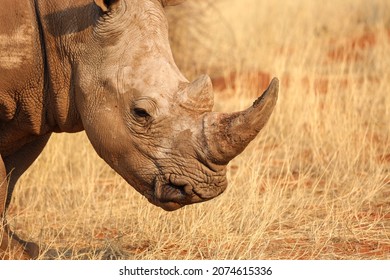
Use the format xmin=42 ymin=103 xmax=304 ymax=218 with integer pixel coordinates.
xmin=149 ymin=174 xmax=208 ymax=211
xmin=155 ymin=181 xmax=188 ymax=203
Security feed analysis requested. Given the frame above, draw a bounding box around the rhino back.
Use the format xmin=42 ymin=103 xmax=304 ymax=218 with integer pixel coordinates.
xmin=0 ymin=0 xmax=46 ymax=156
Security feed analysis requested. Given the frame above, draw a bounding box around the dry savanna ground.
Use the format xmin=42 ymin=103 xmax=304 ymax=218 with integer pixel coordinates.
xmin=6 ymin=0 xmax=390 ymax=259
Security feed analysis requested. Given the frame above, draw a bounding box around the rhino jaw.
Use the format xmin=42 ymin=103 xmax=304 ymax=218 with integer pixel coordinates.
xmin=149 ymin=171 xmax=226 ymax=211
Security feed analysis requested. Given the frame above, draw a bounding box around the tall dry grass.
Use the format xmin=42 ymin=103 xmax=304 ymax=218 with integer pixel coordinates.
xmin=7 ymin=0 xmax=390 ymax=259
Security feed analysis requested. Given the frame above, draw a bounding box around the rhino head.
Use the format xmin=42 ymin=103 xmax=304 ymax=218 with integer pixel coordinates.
xmin=74 ymin=0 xmax=278 ymax=211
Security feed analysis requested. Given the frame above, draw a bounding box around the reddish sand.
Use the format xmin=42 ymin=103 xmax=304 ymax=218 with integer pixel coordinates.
xmin=211 ymin=29 xmax=389 ymax=96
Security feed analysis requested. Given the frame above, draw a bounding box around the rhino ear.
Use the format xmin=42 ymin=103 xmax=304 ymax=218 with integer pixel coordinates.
xmin=94 ymin=0 xmax=121 ymax=12
xmin=162 ymin=0 xmax=186 ymax=7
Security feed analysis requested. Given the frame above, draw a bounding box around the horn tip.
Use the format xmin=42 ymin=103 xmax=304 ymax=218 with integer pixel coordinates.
xmin=268 ymin=77 xmax=279 ymax=94
xmin=252 ymin=77 xmax=279 ymax=108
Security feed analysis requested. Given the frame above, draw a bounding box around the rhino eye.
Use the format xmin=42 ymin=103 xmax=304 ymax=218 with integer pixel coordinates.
xmin=133 ymin=107 xmax=151 ymax=119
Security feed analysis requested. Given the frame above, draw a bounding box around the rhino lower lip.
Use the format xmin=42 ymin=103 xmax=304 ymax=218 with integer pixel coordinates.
xmin=146 ymin=194 xmax=183 ymax=211
xmin=157 ymin=201 xmax=183 ymax=211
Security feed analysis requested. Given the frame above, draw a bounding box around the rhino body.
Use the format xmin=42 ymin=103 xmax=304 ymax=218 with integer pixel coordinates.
xmin=0 ymin=0 xmax=278 ymax=259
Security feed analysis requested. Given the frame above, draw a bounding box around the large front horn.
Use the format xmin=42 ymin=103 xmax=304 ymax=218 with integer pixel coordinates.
xmin=203 ymin=78 xmax=279 ymax=165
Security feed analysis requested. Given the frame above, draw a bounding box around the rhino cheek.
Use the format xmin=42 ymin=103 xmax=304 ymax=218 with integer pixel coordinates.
xmin=80 ymin=108 xmax=153 ymax=189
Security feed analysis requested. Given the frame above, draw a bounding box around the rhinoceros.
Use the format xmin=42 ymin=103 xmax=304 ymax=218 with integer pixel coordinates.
xmin=0 ymin=0 xmax=278 ymax=259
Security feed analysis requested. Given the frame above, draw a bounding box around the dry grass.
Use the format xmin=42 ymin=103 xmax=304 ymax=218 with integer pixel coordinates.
xmin=7 ymin=0 xmax=390 ymax=259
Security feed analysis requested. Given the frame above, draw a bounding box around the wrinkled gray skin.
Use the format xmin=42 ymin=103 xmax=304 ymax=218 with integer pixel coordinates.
xmin=0 ymin=0 xmax=278 ymax=259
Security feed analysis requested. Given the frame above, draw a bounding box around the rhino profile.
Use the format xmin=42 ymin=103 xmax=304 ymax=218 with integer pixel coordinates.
xmin=0 ymin=0 xmax=278 ymax=259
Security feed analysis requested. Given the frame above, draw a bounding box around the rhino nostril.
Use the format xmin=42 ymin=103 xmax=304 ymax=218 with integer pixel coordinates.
xmin=168 ymin=175 xmax=192 ymax=192
xmin=159 ymin=183 xmax=186 ymax=202
xmin=168 ymin=182 xmax=186 ymax=190
xmin=168 ymin=178 xmax=186 ymax=189
xmin=154 ymin=175 xmax=194 ymax=203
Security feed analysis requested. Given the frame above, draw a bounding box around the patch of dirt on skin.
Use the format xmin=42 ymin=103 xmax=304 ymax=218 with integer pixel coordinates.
xmin=0 ymin=25 xmax=34 ymax=69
